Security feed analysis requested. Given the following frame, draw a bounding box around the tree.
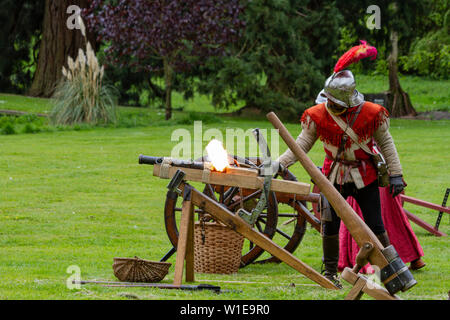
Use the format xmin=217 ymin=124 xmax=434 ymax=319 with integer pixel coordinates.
xmin=335 ymin=0 xmax=429 ymax=116
xmin=196 ymin=0 xmax=343 ymax=119
xmin=387 ymin=29 xmax=416 ymax=117
xmin=29 ymin=0 xmax=95 ymax=97
xmin=0 ymin=1 xmax=44 ymax=93
xmin=86 ymin=0 xmax=243 ymax=120
xmin=402 ymin=0 xmax=450 ymax=79
xmin=385 ymin=1 xmax=421 ymax=117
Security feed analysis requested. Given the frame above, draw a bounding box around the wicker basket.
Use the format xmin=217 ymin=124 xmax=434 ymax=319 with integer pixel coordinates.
xmin=112 ymin=256 xmax=171 ymax=282
xmin=194 ymin=221 xmax=244 ymax=274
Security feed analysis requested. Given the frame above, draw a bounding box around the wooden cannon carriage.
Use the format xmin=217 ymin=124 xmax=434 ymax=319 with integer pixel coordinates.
xmin=161 ymin=155 xmax=322 ymax=267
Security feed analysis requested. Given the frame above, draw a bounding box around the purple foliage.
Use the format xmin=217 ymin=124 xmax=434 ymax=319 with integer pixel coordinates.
xmin=84 ymin=0 xmax=244 ymax=72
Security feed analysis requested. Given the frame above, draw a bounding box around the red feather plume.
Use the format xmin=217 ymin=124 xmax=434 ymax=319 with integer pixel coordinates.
xmin=333 ymin=40 xmax=378 ymax=73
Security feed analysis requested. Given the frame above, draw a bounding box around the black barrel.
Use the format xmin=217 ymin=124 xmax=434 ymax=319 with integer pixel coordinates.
xmin=139 ymin=155 xmax=163 ymax=165
xmin=138 ymin=155 xmax=205 ymax=170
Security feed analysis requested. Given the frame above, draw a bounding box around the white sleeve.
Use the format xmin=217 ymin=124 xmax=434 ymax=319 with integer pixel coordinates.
xmin=373 ymin=119 xmax=403 ymax=176
xmin=277 ymin=116 xmax=318 ymax=168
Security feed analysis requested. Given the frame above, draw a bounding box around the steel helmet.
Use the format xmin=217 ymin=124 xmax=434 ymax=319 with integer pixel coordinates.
xmin=323 ymin=70 xmax=364 ymax=108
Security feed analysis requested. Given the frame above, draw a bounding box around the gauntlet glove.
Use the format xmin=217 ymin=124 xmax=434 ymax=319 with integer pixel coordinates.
xmin=389 ymin=175 xmax=405 ymax=197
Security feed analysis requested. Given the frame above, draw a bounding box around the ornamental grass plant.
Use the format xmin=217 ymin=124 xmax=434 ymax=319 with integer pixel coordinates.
xmin=51 ymin=18 xmax=117 ymax=126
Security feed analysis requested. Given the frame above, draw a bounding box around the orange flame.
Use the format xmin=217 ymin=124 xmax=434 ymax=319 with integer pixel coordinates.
xmin=205 ymin=139 xmax=229 ymax=172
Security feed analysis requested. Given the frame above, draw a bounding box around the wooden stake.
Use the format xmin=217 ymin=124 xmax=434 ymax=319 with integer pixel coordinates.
xmin=185 ymin=201 xmax=195 ymax=283
xmin=173 ymin=187 xmax=195 ymax=286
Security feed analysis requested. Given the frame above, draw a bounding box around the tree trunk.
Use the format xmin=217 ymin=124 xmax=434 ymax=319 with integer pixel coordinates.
xmin=387 ymin=30 xmax=416 ymax=117
xmin=163 ymin=57 xmax=173 ymax=120
xmin=29 ymin=0 xmax=94 ymax=97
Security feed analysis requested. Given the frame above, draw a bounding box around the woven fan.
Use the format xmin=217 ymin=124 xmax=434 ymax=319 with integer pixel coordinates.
xmin=113 ymin=256 xmax=171 ymax=282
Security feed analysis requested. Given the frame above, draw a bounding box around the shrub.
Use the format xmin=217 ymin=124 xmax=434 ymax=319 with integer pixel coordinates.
xmin=400 ymin=7 xmax=450 ymax=79
xmin=401 ymin=30 xmax=450 ymax=79
xmin=22 ymin=123 xmax=36 ymax=134
xmin=50 ymin=18 xmax=118 ymax=126
xmin=1 ymin=122 xmax=16 ymax=135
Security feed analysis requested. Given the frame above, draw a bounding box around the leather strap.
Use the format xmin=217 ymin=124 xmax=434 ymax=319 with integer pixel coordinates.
xmin=325 ymin=104 xmax=375 ymax=156
xmin=325 ymin=103 xmax=363 ymax=179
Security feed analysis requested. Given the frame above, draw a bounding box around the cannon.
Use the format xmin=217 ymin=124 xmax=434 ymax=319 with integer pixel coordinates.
xmin=140 ymin=128 xmax=321 ymax=267
xmin=138 ymin=114 xmax=417 ymax=299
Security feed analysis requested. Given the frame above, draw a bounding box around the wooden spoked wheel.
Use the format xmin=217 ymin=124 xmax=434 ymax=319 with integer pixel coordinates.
xmin=253 ymin=192 xmax=308 ymax=264
xmin=163 ymin=156 xmax=310 ymax=267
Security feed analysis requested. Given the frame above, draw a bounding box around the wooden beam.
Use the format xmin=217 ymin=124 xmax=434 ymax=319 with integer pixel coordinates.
xmin=183 ymin=184 xmax=338 ymax=290
xmin=342 ymin=268 xmax=400 ymax=300
xmin=185 ymin=202 xmax=195 ymax=282
xmin=403 ymin=209 xmax=447 ymax=237
xmin=224 ymin=166 xmax=258 ymax=177
xmin=345 ymin=277 xmax=366 ymax=300
xmin=173 ymin=196 xmax=194 ymax=286
xmin=275 ymin=192 xmax=320 ymax=203
xmin=401 ymin=195 xmax=450 ymax=214
xmin=153 ymin=164 xmax=311 ymax=196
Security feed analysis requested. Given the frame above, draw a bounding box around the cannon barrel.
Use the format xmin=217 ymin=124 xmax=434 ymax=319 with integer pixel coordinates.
xmin=139 ymin=155 xmax=205 ymax=170
xmin=139 ymin=155 xmax=163 ymax=165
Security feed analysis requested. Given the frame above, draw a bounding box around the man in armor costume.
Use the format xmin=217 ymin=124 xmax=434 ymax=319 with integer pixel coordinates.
xmin=276 ymin=42 xmax=407 ymax=288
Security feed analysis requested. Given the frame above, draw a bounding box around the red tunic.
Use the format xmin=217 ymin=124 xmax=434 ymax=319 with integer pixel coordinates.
xmin=301 ymin=102 xmax=389 ymax=187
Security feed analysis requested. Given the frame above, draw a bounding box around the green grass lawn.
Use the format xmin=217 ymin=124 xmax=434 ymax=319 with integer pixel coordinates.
xmin=356 ymin=74 xmax=450 ymax=112
xmin=0 ymin=74 xmax=448 ymax=116
xmin=0 ymin=89 xmax=242 ymax=117
xmin=0 ymin=91 xmax=449 ymax=300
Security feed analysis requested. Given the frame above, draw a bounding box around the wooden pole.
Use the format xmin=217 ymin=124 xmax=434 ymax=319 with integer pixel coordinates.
xmin=403 ymin=209 xmax=447 ymax=237
xmin=173 ymin=190 xmax=195 ymax=286
xmin=185 ymin=201 xmax=195 ymax=282
xmin=266 ymin=112 xmax=390 ymax=271
xmin=400 ymin=195 xmax=450 ymax=214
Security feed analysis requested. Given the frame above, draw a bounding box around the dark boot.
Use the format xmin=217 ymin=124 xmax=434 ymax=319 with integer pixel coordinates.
xmin=321 ymin=234 xmax=342 ymax=289
xmin=410 ymin=258 xmax=426 ymax=270
xmin=376 ymin=231 xmax=391 ymax=248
